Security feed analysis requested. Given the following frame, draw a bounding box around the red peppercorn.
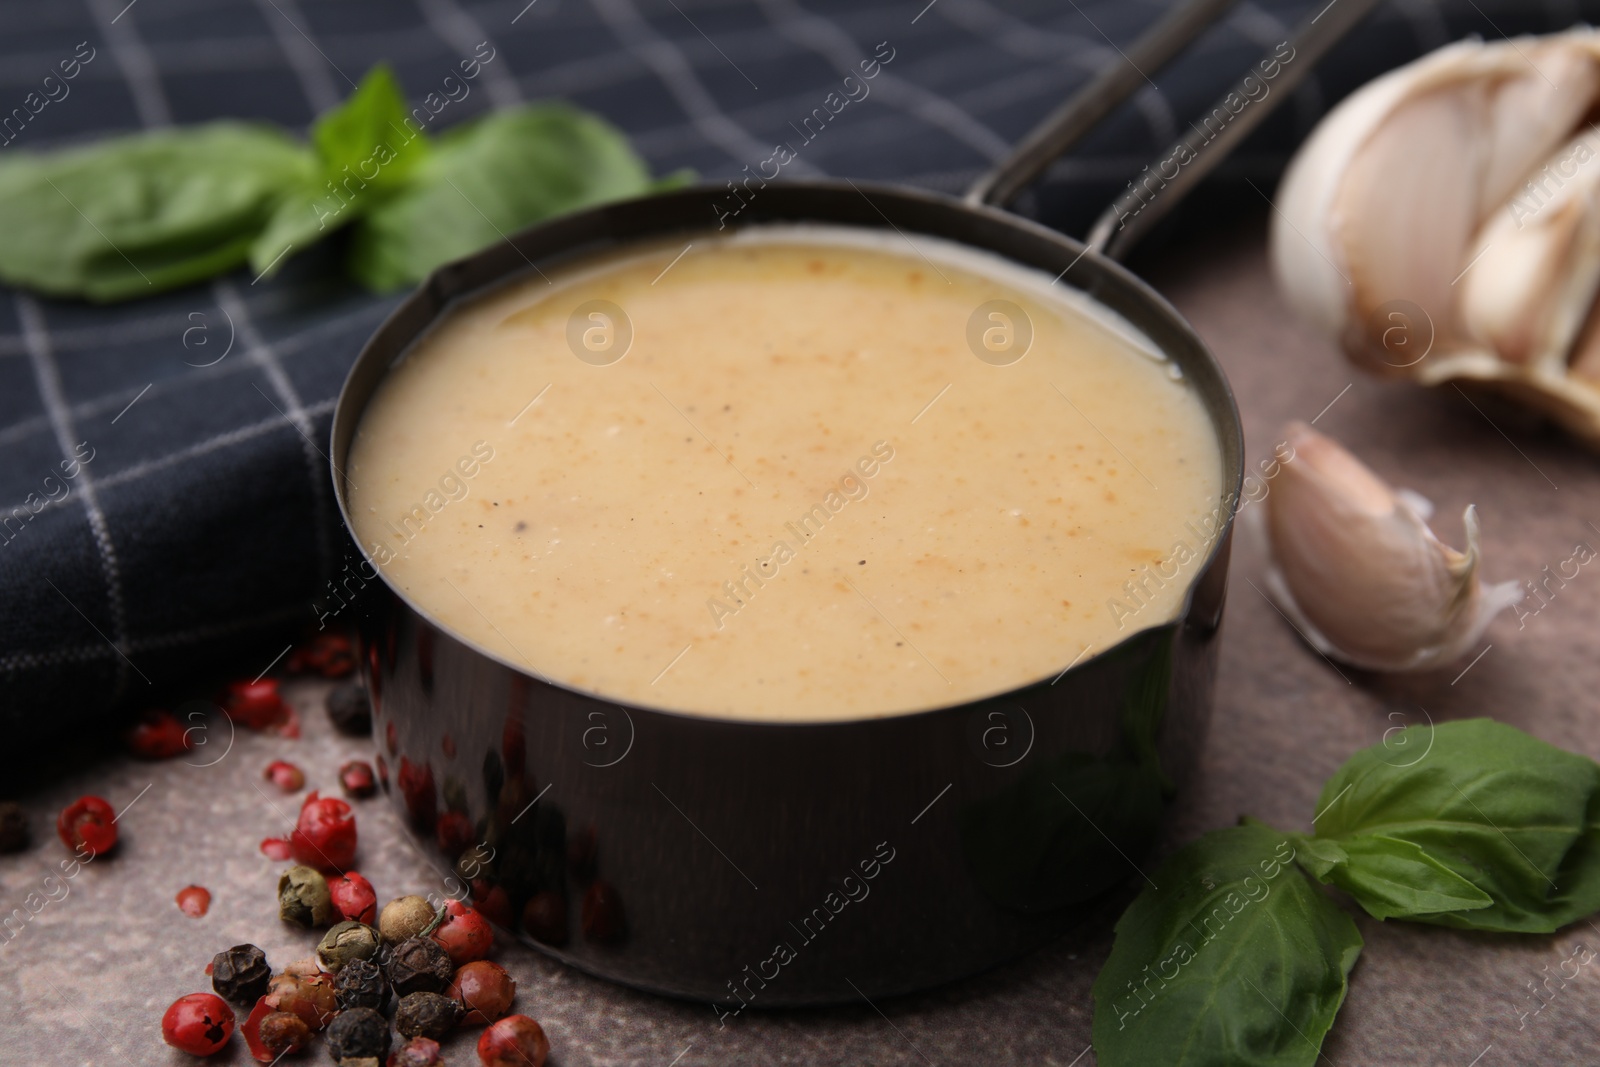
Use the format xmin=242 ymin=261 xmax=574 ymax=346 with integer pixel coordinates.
xmin=329 ymin=871 xmax=378 ymax=925
xmin=264 ymin=760 xmax=305 ymax=792
xmin=521 ymin=890 xmax=567 ymax=947
xmin=390 ymin=1035 xmax=443 ymax=1066
xmin=260 ymin=837 xmax=292 ymax=861
xmin=57 ymin=795 xmax=116 ymax=857
xmin=440 ymin=732 xmax=457 ymax=759
xmin=287 ymin=631 xmax=356 ymax=677
xmin=432 ymin=898 xmax=493 ymax=965
xmin=478 ymin=1014 xmax=548 ymax=1067
xmin=340 ymin=760 xmax=377 ymax=799
xmin=222 ymin=678 xmax=290 ymax=731
xmin=448 ymin=960 xmax=516 ymax=1025
xmin=375 ymin=755 xmax=390 ymax=790
xmin=289 ymin=791 xmax=357 ymax=872
xmin=176 ymin=885 xmax=211 ymax=918
xmin=124 ymin=708 xmax=191 ymax=759
xmin=435 ymin=810 xmax=475 ymax=862
xmin=161 ymin=992 xmax=235 ymax=1056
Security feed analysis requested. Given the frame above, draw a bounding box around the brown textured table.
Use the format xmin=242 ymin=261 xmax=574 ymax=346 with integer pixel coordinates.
xmin=5 ymin=216 xmax=1599 ymax=1066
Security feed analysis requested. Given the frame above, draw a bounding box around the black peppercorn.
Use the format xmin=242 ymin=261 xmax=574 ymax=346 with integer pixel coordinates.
xmin=394 ymin=991 xmax=462 ymax=1040
xmin=0 ymin=801 xmax=28 ymax=853
xmin=210 ymin=944 xmax=272 ymax=1005
xmin=327 ymin=683 xmax=372 ymax=736
xmin=325 ymin=1006 xmax=390 ymax=1061
xmin=334 ymin=957 xmax=390 ymax=1013
xmin=384 ymin=936 xmax=454 ymax=996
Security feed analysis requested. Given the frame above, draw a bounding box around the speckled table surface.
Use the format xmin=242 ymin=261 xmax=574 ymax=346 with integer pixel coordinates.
xmin=5 ymin=219 xmax=1600 ymax=1066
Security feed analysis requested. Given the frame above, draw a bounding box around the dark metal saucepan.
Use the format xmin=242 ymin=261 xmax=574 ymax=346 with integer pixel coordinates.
xmin=329 ymin=0 xmax=1376 ymax=1006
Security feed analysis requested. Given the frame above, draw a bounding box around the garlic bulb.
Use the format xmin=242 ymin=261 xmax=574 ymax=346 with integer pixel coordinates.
xmin=1271 ymin=30 xmax=1600 ymax=446
xmin=1259 ymin=422 xmax=1521 ymax=672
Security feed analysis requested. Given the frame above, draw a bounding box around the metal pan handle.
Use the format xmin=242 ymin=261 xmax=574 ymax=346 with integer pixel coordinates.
xmin=965 ymin=0 xmax=1383 ymax=260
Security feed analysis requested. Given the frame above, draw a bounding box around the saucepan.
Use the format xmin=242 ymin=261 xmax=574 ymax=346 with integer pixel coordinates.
xmin=330 ymin=0 xmax=1375 ymax=1006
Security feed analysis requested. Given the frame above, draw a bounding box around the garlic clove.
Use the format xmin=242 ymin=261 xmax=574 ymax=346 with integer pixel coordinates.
xmin=1271 ymin=30 xmax=1600 ymax=448
xmin=1261 ymin=422 xmax=1520 ymax=672
xmin=1460 ymin=129 xmax=1600 ymax=371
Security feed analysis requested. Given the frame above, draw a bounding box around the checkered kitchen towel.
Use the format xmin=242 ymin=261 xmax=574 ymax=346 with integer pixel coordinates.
xmin=1 ymin=0 xmax=1593 ymax=745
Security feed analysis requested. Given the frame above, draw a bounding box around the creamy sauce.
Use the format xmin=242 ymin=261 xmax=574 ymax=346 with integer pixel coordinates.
xmin=347 ymin=226 xmax=1224 ymax=721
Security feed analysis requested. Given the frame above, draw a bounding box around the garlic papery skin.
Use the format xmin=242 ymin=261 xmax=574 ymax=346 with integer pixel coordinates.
xmin=1271 ymin=30 xmax=1600 ymax=448
xmin=1260 ymin=422 xmax=1521 ymax=672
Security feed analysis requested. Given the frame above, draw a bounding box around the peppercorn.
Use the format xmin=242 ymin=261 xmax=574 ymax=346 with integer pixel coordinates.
xmin=0 ymin=801 xmax=29 ymax=853
xmin=278 ymin=865 xmax=336 ymax=928
xmin=333 ymin=957 xmax=390 ymax=1013
xmin=265 ymin=759 xmax=305 ymax=792
xmin=521 ymin=891 xmax=568 ymax=947
xmin=379 ymin=895 xmax=439 ymax=943
xmin=57 ymin=795 xmax=117 ymax=857
xmin=395 ymin=991 xmax=463 ymax=1040
xmin=223 ymin=678 xmax=290 ymax=731
xmin=327 ymin=683 xmax=372 ymax=735
xmin=210 ymin=944 xmax=272 ymax=1005
xmin=340 ymin=760 xmax=378 ymax=799
xmin=257 ymin=1010 xmax=310 ymax=1057
xmin=290 ymin=791 xmax=358 ymax=871
xmin=329 ymin=871 xmax=378 ymax=924
xmin=448 ymin=960 xmax=516 ymax=1025
xmin=161 ymin=992 xmax=235 ymax=1056
xmin=477 ymin=1014 xmax=549 ymax=1067
xmin=432 ymin=899 xmax=493 ymax=964
xmin=325 ymin=1006 xmax=390 ymax=1061
xmin=390 ymin=1036 xmax=442 ymax=1066
xmin=386 ymin=936 xmax=454 ymax=996
xmin=318 ymin=921 xmax=383 ymax=972
xmin=581 ymin=880 xmax=626 ymax=943
xmin=124 ymin=708 xmax=191 ymax=759
xmin=268 ymin=971 xmax=339 ymax=1031
xmin=176 ymin=885 xmax=211 ymax=917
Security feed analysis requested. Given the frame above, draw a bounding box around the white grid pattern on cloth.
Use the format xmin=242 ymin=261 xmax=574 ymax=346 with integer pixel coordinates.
xmin=417 ymin=0 xmax=526 ymax=107
xmin=588 ymin=0 xmax=829 ymax=176
xmin=254 ymin=0 xmax=348 ymax=113
xmin=754 ymin=0 xmax=1012 ymax=163
xmin=217 ymin=279 xmax=339 ymax=583
xmin=85 ymin=0 xmax=173 ymax=127
xmin=3 ymin=0 xmax=1593 ymax=715
xmin=16 ymin=294 xmax=140 ymax=700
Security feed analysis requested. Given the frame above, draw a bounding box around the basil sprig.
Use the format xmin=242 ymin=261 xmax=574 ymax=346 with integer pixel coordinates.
xmin=1093 ymin=719 xmax=1600 ymax=1067
xmin=0 ymin=65 xmax=678 ymax=301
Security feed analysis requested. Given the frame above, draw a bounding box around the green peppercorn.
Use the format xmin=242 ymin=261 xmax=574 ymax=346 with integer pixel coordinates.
xmin=385 ymin=936 xmax=454 ymax=996
xmin=378 ymin=895 xmax=439 ymax=943
xmin=210 ymin=944 xmax=271 ymax=1004
xmin=394 ymin=991 xmax=462 ymax=1040
xmin=318 ymin=921 xmax=383 ymax=972
xmin=334 ymin=957 xmax=390 ymax=1012
xmin=0 ymin=801 xmax=28 ymax=853
xmin=325 ymin=1006 xmax=390 ymax=1061
xmin=278 ymin=865 xmax=336 ymax=928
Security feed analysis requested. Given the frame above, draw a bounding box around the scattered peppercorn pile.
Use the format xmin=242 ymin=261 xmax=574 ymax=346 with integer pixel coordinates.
xmin=36 ymin=629 xmax=557 ymax=1066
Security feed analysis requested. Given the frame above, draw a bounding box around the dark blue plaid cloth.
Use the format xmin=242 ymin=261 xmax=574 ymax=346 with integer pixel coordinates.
xmin=2 ymin=0 xmax=1593 ymax=744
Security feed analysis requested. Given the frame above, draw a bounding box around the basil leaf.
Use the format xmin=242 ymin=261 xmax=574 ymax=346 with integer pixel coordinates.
xmin=1092 ymin=824 xmax=1363 ymax=1067
xmin=0 ymin=123 xmax=314 ymax=301
xmin=1310 ymin=718 xmax=1600 ymax=932
xmin=1315 ymin=835 xmax=1492 ymax=920
xmin=348 ymin=104 xmax=662 ymax=291
xmin=249 ymin=64 xmax=430 ymax=277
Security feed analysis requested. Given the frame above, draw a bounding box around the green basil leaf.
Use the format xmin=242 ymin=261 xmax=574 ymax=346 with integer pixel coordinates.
xmin=1319 ymin=835 xmax=1492 ymax=920
xmin=309 ymin=64 xmax=427 ymax=193
xmin=348 ymin=104 xmax=662 ymax=291
xmin=0 ymin=123 xmax=314 ymax=301
xmin=1092 ymin=823 xmax=1363 ymax=1067
xmin=1310 ymin=718 xmax=1600 ymax=932
xmin=249 ymin=64 xmax=430 ymax=276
